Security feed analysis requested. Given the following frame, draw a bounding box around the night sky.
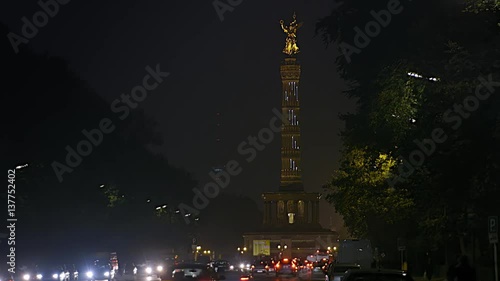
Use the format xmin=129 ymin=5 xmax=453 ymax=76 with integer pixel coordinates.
xmin=1 ymin=0 xmax=354 ymax=230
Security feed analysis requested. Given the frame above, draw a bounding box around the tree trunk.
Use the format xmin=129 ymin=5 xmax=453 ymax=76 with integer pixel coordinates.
xmin=459 ymin=236 xmax=466 ymax=255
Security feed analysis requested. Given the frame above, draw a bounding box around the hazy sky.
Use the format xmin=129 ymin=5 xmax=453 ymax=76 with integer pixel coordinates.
xmin=1 ymin=0 xmax=355 ymax=230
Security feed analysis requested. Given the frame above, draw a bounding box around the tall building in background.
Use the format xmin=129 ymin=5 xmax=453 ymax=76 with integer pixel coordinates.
xmin=243 ymin=13 xmax=338 ymax=260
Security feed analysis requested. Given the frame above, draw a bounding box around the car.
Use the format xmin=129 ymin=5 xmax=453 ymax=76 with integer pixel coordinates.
xmin=133 ymin=264 xmax=161 ymax=281
xmin=340 ymin=269 xmax=413 ymax=281
xmin=275 ymin=258 xmax=298 ymax=277
xmin=211 ymin=260 xmax=229 ymax=273
xmin=114 ymin=263 xmax=136 ymax=281
xmin=310 ymin=266 xmax=328 ymax=281
xmin=325 ymin=263 xmax=360 ymax=281
xmin=143 ymin=261 xmax=166 ymax=279
xmin=251 ymin=261 xmax=269 ymax=275
xmin=78 ymin=260 xmax=112 ymax=281
xmin=171 ymin=263 xmax=225 ymax=281
xmin=239 ymin=274 xmax=253 ymax=281
xmin=13 ymin=266 xmax=36 ymax=281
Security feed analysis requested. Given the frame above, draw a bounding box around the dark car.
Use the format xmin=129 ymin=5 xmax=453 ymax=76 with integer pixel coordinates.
xmin=308 ymin=266 xmax=327 ymax=281
xmin=133 ymin=264 xmax=161 ymax=281
xmin=209 ymin=260 xmax=229 ymax=274
xmin=114 ymin=263 xmax=136 ymax=281
xmin=275 ymin=259 xmax=297 ymax=277
xmin=341 ymin=269 xmax=413 ymax=281
xmin=325 ymin=263 xmax=361 ymax=281
xmin=172 ymin=263 xmax=225 ymax=281
xmin=14 ymin=266 xmax=37 ymax=281
xmin=81 ymin=263 xmax=111 ymax=281
xmin=239 ymin=274 xmax=253 ymax=281
xmin=251 ymin=261 xmax=269 ymax=275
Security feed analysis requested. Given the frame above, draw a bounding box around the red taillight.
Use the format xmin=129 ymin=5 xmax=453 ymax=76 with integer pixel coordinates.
xmin=240 ymin=277 xmax=249 ymax=280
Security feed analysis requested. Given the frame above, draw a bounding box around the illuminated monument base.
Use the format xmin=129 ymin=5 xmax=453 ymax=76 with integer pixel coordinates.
xmin=243 ymin=191 xmax=338 ymax=259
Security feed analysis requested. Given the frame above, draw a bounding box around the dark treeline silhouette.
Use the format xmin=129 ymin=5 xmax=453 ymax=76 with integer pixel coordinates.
xmin=0 ymin=23 xmax=260 ymax=266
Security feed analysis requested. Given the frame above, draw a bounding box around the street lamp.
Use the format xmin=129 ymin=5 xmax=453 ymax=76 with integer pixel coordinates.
xmin=284 ymin=245 xmax=287 ymax=249
xmin=277 ymin=244 xmax=281 ymax=249
xmin=15 ymin=163 xmax=29 ymax=170
xmin=243 ymin=247 xmax=247 ymax=251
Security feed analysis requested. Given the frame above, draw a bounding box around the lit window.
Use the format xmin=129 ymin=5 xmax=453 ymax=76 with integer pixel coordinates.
xmin=288 ymin=213 xmax=295 ymax=224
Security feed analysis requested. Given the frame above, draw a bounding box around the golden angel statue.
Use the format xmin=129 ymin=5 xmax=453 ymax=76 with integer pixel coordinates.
xmin=280 ymin=12 xmax=303 ymax=56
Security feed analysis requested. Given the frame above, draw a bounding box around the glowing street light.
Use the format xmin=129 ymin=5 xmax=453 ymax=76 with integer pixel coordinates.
xmin=407 ymin=72 xmax=440 ymax=82
xmin=15 ymin=163 xmax=29 ymax=170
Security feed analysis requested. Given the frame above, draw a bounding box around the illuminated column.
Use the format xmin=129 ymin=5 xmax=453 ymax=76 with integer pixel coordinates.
xmin=264 ymin=201 xmax=268 ymax=224
xmin=315 ymin=201 xmax=320 ymax=223
xmin=312 ymin=201 xmax=318 ymax=224
xmin=280 ymin=57 xmax=303 ymax=190
xmin=304 ymin=201 xmax=309 ymax=223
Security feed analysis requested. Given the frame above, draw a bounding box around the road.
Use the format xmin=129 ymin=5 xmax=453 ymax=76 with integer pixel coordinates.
xmin=222 ymin=271 xmax=309 ymax=281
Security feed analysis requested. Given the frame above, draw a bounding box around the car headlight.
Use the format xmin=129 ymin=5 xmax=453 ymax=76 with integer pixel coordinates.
xmin=59 ymin=273 xmax=65 ymax=279
xmin=36 ymin=274 xmax=43 ymax=280
xmin=145 ymin=267 xmax=152 ymax=274
xmin=23 ymin=274 xmax=30 ymax=281
xmin=104 ymin=272 xmax=109 ymax=277
xmin=53 ymin=274 xmax=59 ymax=279
xmin=86 ymin=271 xmax=93 ymax=278
xmin=239 ymin=264 xmax=244 ymax=269
xmin=156 ymin=266 xmax=163 ymax=272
